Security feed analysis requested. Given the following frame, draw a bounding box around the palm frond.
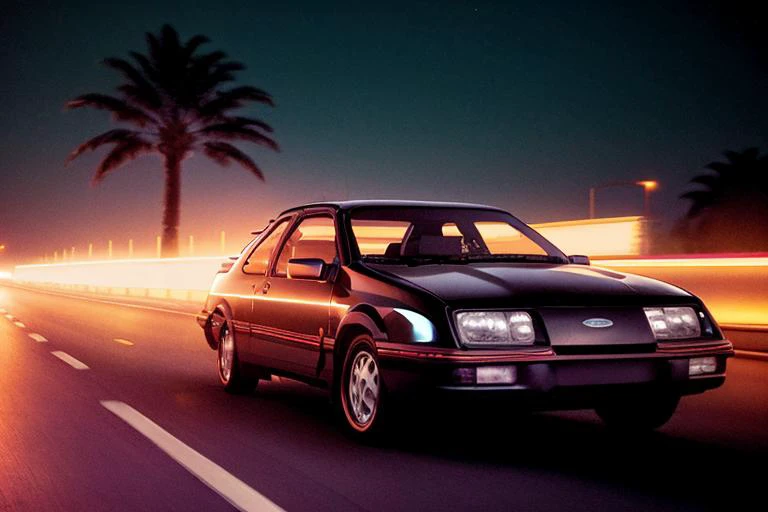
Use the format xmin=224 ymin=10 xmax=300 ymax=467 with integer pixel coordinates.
xmin=199 ymin=124 xmax=279 ymax=151
xmin=104 ymin=57 xmax=162 ymax=109
xmin=183 ymin=34 xmax=210 ymax=59
xmin=741 ymin=147 xmax=760 ymax=161
xmin=218 ymin=116 xmax=274 ymax=133
xmin=66 ymin=93 xmax=155 ymax=127
xmin=160 ymin=24 xmax=181 ymax=53
xmin=689 ymin=174 xmax=720 ymax=191
xmin=203 ymin=141 xmax=264 ymax=180
xmin=704 ymin=161 xmax=731 ymax=175
xmin=92 ymin=138 xmax=154 ymax=185
xmin=130 ymin=51 xmax=160 ymax=85
xmin=215 ymin=62 xmax=246 ymax=74
xmin=145 ymin=31 xmax=163 ymax=67
xmin=198 ymin=86 xmax=274 ymax=118
xmin=193 ymin=50 xmax=228 ymax=69
xmin=680 ymin=190 xmax=717 ymax=218
xmin=66 ymin=129 xmax=143 ymax=164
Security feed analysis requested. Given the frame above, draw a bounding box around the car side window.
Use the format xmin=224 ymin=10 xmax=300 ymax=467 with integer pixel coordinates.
xmin=273 ymin=215 xmax=337 ymax=277
xmin=242 ymin=220 xmax=289 ymax=274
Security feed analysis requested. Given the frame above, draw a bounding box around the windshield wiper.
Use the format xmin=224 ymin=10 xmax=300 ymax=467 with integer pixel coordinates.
xmin=362 ymin=255 xmax=464 ymax=266
xmin=463 ymin=254 xmax=567 ymax=264
xmin=363 ymin=254 xmax=565 ymax=266
xmin=361 ymin=255 xmax=403 ymax=264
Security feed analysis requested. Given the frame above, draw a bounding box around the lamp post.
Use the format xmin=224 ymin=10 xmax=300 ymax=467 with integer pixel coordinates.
xmin=588 ymin=179 xmax=658 ymax=255
xmin=636 ymin=180 xmax=658 ymax=220
xmin=588 ymin=180 xmax=658 ymax=219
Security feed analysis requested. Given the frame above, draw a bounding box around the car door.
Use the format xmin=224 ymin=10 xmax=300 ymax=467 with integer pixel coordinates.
xmin=251 ymin=212 xmax=338 ymax=376
xmin=236 ymin=217 xmax=291 ymax=363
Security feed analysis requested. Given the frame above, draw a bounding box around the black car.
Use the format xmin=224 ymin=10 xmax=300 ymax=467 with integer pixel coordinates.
xmin=197 ymin=200 xmax=733 ymax=436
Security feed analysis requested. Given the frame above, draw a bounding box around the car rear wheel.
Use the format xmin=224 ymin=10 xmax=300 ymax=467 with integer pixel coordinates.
xmin=218 ymin=324 xmax=257 ymax=394
xmin=595 ymin=391 xmax=679 ymax=432
xmin=337 ymin=336 xmax=385 ymax=437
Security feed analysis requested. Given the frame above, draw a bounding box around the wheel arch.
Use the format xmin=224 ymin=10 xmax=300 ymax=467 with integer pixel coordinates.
xmin=332 ymin=306 xmax=387 ymax=392
xmin=205 ymin=300 xmax=233 ymax=350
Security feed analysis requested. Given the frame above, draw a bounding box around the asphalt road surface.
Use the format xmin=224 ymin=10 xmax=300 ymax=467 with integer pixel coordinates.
xmin=1 ymin=284 xmax=765 ymax=511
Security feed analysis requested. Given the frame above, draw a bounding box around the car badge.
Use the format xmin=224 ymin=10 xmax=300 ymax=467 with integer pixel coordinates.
xmin=583 ymin=318 xmax=614 ymax=328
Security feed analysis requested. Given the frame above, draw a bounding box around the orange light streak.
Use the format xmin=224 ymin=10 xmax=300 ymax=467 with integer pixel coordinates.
xmin=532 ymin=216 xmax=643 ymax=257
xmin=596 ymin=257 xmax=768 ymax=267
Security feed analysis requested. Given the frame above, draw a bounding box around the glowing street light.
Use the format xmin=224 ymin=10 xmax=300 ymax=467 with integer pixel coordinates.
xmin=588 ymin=179 xmax=659 ymax=255
xmin=636 ymin=180 xmax=658 ymax=220
xmin=588 ymin=179 xmax=659 ymax=219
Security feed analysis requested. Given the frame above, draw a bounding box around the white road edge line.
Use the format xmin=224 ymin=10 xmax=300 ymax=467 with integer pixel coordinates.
xmin=51 ymin=351 xmax=90 ymax=370
xmin=100 ymin=401 xmax=283 ymax=512
xmin=28 ymin=333 xmax=48 ymax=343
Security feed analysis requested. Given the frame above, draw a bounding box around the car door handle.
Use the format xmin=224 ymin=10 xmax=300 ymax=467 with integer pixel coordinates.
xmin=261 ymin=282 xmax=271 ymax=294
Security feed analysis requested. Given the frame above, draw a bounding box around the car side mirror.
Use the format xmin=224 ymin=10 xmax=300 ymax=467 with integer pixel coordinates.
xmin=217 ymin=256 xmax=239 ymax=273
xmin=287 ymin=258 xmax=326 ymax=280
xmin=568 ymin=255 xmax=590 ymax=265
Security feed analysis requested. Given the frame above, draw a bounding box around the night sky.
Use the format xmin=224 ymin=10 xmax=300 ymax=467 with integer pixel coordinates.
xmin=1 ymin=0 xmax=766 ymax=264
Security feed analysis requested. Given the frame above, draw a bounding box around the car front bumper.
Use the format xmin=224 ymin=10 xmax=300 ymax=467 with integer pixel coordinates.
xmin=376 ymin=339 xmax=733 ymax=407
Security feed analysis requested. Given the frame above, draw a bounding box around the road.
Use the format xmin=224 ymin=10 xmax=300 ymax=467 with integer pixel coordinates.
xmin=0 ymin=284 xmax=766 ymax=511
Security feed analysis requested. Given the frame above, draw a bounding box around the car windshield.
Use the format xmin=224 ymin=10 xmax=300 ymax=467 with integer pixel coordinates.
xmin=349 ymin=206 xmax=567 ymax=264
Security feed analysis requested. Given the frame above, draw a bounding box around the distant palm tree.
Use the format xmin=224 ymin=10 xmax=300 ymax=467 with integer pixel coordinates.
xmin=680 ymin=148 xmax=768 ymax=251
xmin=66 ymin=24 xmax=278 ymax=256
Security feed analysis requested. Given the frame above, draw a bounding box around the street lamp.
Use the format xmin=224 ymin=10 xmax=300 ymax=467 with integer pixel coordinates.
xmin=636 ymin=180 xmax=658 ymax=220
xmin=588 ymin=179 xmax=658 ymax=255
xmin=588 ymin=180 xmax=658 ymax=219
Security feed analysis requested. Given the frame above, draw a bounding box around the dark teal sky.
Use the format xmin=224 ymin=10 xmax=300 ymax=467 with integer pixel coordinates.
xmin=1 ymin=0 xmax=766 ymax=262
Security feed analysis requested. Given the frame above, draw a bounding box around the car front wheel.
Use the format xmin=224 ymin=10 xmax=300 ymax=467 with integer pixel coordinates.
xmin=337 ymin=336 xmax=385 ymax=437
xmin=595 ymin=391 xmax=679 ymax=432
xmin=218 ymin=324 xmax=257 ymax=394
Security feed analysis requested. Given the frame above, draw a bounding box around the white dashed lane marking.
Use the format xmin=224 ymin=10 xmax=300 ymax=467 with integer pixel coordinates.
xmin=51 ymin=351 xmax=90 ymax=370
xmin=113 ymin=338 xmax=134 ymax=346
xmin=101 ymin=401 xmax=283 ymax=512
xmin=14 ymin=321 xmax=25 ymax=328
xmin=4 ymin=314 xmax=13 ymax=320
xmin=28 ymin=333 xmax=48 ymax=343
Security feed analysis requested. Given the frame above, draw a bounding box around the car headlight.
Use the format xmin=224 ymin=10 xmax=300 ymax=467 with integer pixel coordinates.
xmin=455 ymin=311 xmax=536 ymax=346
xmin=643 ymin=307 xmax=701 ymax=340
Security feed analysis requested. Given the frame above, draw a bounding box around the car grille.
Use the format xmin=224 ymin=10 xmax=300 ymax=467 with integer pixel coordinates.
xmin=553 ymin=343 xmax=656 ymax=356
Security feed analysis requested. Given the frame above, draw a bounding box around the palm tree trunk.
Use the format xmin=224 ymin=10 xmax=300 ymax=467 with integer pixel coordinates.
xmin=161 ymin=152 xmax=181 ymax=257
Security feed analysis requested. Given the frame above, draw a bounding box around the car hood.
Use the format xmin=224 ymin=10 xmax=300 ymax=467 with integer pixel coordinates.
xmin=367 ymin=262 xmax=693 ymax=308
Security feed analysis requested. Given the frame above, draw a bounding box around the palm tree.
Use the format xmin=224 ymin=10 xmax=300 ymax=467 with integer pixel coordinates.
xmin=680 ymin=148 xmax=768 ymax=251
xmin=66 ymin=24 xmax=278 ymax=256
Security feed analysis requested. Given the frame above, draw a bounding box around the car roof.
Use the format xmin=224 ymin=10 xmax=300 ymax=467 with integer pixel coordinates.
xmin=277 ymin=200 xmax=507 ymax=216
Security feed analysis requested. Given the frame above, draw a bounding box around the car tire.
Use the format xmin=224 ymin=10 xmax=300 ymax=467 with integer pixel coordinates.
xmin=595 ymin=391 xmax=679 ymax=432
xmin=218 ymin=323 xmax=257 ymax=394
xmin=337 ymin=335 xmax=386 ymax=438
